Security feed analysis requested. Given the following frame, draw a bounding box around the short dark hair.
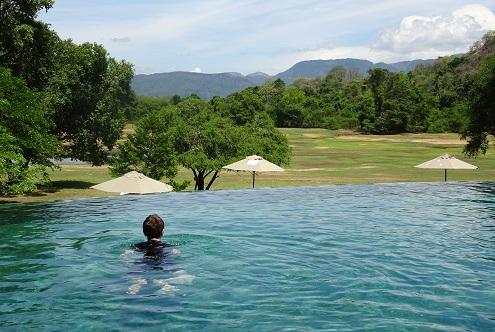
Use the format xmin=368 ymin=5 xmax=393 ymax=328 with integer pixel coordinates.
xmin=143 ymin=214 xmax=165 ymax=239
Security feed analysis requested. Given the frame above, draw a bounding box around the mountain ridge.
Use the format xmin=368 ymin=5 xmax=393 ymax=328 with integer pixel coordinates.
xmin=132 ymin=58 xmax=436 ymax=99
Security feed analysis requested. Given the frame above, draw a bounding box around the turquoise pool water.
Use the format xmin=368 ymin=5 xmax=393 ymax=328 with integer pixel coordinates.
xmin=1 ymin=182 xmax=495 ymax=331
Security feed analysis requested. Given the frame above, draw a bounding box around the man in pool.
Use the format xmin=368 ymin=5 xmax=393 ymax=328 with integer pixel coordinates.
xmin=133 ymin=214 xmax=170 ymax=259
xmin=127 ymin=214 xmax=193 ymax=295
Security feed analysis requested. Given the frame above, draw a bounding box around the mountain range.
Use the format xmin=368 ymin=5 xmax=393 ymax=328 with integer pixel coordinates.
xmin=131 ymin=58 xmax=436 ymax=99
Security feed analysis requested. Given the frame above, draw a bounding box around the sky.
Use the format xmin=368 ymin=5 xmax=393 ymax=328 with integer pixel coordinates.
xmin=40 ymin=0 xmax=495 ymax=75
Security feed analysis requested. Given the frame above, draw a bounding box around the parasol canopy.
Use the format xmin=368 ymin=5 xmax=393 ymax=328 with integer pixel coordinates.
xmin=91 ymin=171 xmax=173 ymax=194
xmin=222 ymin=155 xmax=284 ymax=188
xmin=414 ymin=154 xmax=478 ymax=181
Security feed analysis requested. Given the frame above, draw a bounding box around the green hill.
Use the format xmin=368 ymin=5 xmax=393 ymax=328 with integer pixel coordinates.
xmin=131 ymin=58 xmax=435 ymax=98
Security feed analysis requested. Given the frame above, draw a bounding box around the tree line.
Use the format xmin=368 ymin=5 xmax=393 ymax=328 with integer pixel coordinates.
xmin=129 ymin=32 xmax=495 ymax=143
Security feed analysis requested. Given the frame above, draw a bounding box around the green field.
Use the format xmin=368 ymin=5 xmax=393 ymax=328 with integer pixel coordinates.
xmin=2 ymin=128 xmax=494 ymax=203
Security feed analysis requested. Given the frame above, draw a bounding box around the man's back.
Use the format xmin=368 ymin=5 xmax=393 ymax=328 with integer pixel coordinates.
xmin=134 ymin=239 xmax=171 ymax=259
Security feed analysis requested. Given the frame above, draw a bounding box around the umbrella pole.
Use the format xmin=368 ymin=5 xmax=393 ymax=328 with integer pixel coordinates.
xmin=444 ymin=169 xmax=447 ymax=182
xmin=252 ymin=171 xmax=255 ymax=188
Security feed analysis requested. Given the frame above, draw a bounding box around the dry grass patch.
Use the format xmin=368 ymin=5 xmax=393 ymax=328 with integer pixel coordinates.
xmin=337 ymin=132 xmax=465 ymax=145
xmin=302 ymin=134 xmax=323 ymax=138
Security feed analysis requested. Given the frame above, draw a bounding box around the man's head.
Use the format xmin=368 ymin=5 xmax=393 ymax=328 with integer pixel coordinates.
xmin=143 ymin=214 xmax=165 ymax=240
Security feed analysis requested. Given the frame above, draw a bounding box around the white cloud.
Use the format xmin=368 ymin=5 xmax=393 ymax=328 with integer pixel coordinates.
xmin=190 ymin=67 xmax=202 ymax=73
xmin=374 ymin=4 xmax=495 ymax=54
xmin=293 ymin=4 xmax=495 ymax=64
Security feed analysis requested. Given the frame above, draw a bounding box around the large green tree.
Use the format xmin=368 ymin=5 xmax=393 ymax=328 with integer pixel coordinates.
xmin=173 ymin=98 xmax=244 ymax=190
xmin=111 ymin=108 xmax=178 ymax=182
xmin=1 ymin=1 xmax=135 ymax=166
xmin=461 ymin=32 xmax=495 ymax=156
xmin=0 ymin=0 xmax=57 ymax=89
xmin=0 ymin=67 xmax=60 ymax=194
xmin=220 ymin=87 xmax=265 ymax=125
xmin=126 ymin=95 xmax=172 ymax=121
xmin=462 ymin=53 xmax=495 ymax=156
xmin=48 ymin=41 xmax=135 ymax=165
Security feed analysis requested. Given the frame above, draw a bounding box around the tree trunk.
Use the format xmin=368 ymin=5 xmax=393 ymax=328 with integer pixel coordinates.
xmin=196 ymin=171 xmax=205 ymax=190
xmin=192 ymin=169 xmax=198 ymax=190
xmin=205 ymin=170 xmax=219 ymax=190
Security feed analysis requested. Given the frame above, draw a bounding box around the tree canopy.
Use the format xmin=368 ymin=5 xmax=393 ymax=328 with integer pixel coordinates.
xmin=0 ymin=0 xmax=135 ymax=195
xmin=111 ymin=108 xmax=178 ymax=182
xmin=462 ymin=53 xmax=495 ymax=156
xmin=48 ymin=41 xmax=134 ymax=165
xmin=0 ymin=67 xmax=60 ymax=194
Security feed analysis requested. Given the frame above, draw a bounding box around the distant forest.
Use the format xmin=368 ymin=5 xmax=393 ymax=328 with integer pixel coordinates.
xmin=129 ymin=32 xmax=495 ymax=139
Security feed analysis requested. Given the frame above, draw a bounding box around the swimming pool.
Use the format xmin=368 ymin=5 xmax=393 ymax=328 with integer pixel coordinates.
xmin=1 ymin=182 xmax=494 ymax=331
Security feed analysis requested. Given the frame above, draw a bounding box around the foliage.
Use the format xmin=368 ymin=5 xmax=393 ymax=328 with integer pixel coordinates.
xmin=111 ymin=108 xmax=180 ymax=185
xmin=48 ymin=41 xmax=134 ymax=165
xmin=221 ymin=87 xmax=265 ymax=125
xmin=125 ymin=96 xmax=172 ymax=121
xmin=173 ymin=98 xmax=245 ymax=190
xmin=0 ymin=0 xmax=57 ymax=89
xmin=187 ymin=32 xmax=493 ymax=142
xmin=0 ymin=67 xmax=59 ymax=194
xmin=462 ymin=53 xmax=495 ymax=156
xmin=1 ymin=1 xmax=136 ymax=169
xmin=240 ymin=113 xmax=290 ymax=165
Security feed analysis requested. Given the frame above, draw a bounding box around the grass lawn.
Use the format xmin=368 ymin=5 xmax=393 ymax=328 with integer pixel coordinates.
xmin=2 ymin=128 xmax=494 ymax=203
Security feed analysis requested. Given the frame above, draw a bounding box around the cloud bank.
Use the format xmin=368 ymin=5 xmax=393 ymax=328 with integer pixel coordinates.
xmin=297 ymin=4 xmax=495 ymax=64
xmin=375 ymin=4 xmax=495 ymax=53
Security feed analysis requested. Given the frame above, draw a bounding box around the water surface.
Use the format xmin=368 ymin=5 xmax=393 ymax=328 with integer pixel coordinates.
xmin=1 ymin=182 xmax=494 ymax=331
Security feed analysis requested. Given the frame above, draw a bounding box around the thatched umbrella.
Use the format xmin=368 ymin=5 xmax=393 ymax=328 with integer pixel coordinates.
xmin=91 ymin=171 xmax=173 ymax=194
xmin=223 ymin=155 xmax=284 ymax=188
xmin=414 ymin=154 xmax=478 ymax=181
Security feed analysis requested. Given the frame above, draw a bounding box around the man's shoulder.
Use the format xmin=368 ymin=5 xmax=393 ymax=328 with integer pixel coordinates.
xmin=133 ymin=241 xmax=149 ymax=250
xmin=133 ymin=240 xmax=172 ymax=250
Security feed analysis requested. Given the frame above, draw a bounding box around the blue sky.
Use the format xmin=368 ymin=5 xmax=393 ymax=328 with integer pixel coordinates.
xmin=41 ymin=0 xmax=495 ymax=75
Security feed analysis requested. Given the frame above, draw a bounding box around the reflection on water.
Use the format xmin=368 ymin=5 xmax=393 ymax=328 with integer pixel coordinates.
xmin=1 ymin=182 xmax=495 ymax=331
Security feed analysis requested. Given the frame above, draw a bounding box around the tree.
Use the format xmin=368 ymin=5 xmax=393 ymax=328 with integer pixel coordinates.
xmin=175 ymin=98 xmax=290 ymax=190
xmin=277 ymin=86 xmax=306 ymax=127
xmin=292 ymin=78 xmax=319 ymax=96
xmin=125 ymin=95 xmax=171 ymax=121
xmin=258 ymin=79 xmax=285 ymax=122
xmin=241 ymin=112 xmax=291 ymax=165
xmin=173 ymin=98 xmax=243 ymax=190
xmin=0 ymin=67 xmax=60 ymax=194
xmin=222 ymin=87 xmax=265 ymax=125
xmin=48 ymin=41 xmax=135 ymax=165
xmin=320 ymin=66 xmax=347 ymax=94
xmin=1 ymin=2 xmax=135 ymax=166
xmin=462 ymin=53 xmax=495 ymax=156
xmin=0 ymin=0 xmax=58 ymax=90
xmin=111 ymin=108 xmax=179 ymax=183
xmin=361 ymin=69 xmax=417 ymax=134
